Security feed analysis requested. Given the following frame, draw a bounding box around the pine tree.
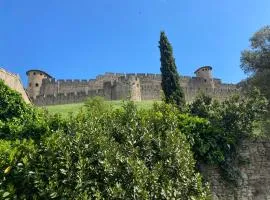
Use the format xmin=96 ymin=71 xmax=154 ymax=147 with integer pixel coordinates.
xmin=159 ymin=31 xmax=185 ymax=109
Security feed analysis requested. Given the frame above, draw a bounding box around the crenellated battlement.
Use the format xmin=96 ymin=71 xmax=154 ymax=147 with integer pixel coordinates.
xmin=27 ymin=67 xmax=240 ymax=106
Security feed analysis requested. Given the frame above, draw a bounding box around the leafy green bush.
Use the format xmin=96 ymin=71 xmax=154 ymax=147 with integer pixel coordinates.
xmin=0 ymin=139 xmax=37 ymax=199
xmin=23 ymin=102 xmax=208 ymax=199
xmin=0 ymin=83 xmax=210 ymax=199
xmin=0 ymin=80 xmax=28 ymax=121
xmin=188 ymin=90 xmax=268 ymax=183
xmin=0 ymin=77 xmax=267 ymax=198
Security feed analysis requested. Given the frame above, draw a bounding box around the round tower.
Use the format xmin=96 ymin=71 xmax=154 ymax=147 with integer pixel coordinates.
xmin=194 ymin=66 xmax=213 ymax=79
xmin=26 ymin=70 xmax=52 ymax=99
xmin=194 ymin=66 xmax=215 ymax=89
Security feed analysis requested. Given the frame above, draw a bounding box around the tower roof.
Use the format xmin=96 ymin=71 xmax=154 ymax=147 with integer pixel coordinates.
xmin=194 ymin=66 xmax=212 ymax=74
xmin=26 ymin=69 xmax=53 ymax=78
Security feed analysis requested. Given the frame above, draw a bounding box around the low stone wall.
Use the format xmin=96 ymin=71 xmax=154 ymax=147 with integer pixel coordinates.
xmin=203 ymin=139 xmax=270 ymax=200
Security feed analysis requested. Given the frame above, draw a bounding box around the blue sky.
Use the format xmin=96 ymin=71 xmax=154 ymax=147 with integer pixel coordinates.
xmin=1 ymin=0 xmax=269 ymax=85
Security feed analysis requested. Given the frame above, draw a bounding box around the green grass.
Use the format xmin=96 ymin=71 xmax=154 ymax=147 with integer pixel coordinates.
xmin=43 ymin=100 xmax=159 ymax=117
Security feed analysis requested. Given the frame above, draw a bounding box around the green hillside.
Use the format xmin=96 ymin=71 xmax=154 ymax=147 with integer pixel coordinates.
xmin=44 ymin=100 xmax=159 ymax=116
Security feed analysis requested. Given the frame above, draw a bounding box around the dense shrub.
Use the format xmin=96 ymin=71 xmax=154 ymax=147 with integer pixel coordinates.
xmin=1 ymin=79 xmax=266 ymax=198
xmin=0 ymin=84 xmax=209 ymax=199
xmin=0 ymin=80 xmax=28 ymax=121
xmin=188 ymin=90 xmax=268 ymax=183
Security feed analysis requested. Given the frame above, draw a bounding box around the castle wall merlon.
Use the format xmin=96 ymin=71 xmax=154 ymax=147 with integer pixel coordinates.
xmin=28 ymin=67 xmax=239 ymax=106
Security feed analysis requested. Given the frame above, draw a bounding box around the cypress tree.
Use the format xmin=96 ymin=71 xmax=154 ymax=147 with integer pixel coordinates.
xmin=159 ymin=31 xmax=185 ymax=108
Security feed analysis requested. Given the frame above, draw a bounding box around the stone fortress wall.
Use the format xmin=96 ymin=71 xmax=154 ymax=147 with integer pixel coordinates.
xmin=202 ymin=139 xmax=270 ymax=200
xmin=27 ymin=66 xmax=240 ymax=106
xmin=0 ymin=68 xmax=30 ymax=103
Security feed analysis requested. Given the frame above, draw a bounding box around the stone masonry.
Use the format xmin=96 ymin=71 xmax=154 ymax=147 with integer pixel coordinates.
xmin=26 ymin=66 xmax=240 ymax=106
xmin=0 ymin=68 xmax=30 ymax=103
xmin=202 ymin=139 xmax=270 ymax=200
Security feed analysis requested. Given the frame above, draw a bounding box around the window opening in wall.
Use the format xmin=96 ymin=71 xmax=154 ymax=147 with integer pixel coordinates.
xmin=35 ymin=83 xmax=39 ymax=87
xmin=33 ymin=72 xmax=36 ymax=75
xmin=204 ymin=79 xmax=207 ymax=82
xmin=40 ymin=73 xmax=42 ymax=75
xmin=29 ymin=83 xmax=31 ymax=87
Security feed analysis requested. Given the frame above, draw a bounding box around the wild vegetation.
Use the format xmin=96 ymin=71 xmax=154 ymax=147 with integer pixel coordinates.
xmin=1 ymin=27 xmax=269 ymax=199
xmin=45 ymin=100 xmax=158 ymax=116
xmin=241 ymin=26 xmax=270 ymax=112
xmin=0 ymin=80 xmax=211 ymax=199
xmin=0 ymin=73 xmax=267 ymax=199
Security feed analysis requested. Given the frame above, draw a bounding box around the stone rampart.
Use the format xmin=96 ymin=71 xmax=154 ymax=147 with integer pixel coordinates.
xmin=184 ymin=87 xmax=239 ymax=102
xmin=30 ymin=71 xmax=239 ymax=106
xmin=34 ymin=89 xmax=104 ymax=106
xmin=202 ymin=139 xmax=270 ymax=200
xmin=0 ymin=68 xmax=30 ymax=103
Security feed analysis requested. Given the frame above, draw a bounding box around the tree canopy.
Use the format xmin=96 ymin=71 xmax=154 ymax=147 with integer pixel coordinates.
xmin=159 ymin=31 xmax=185 ymax=109
xmin=240 ymin=26 xmax=270 ymax=111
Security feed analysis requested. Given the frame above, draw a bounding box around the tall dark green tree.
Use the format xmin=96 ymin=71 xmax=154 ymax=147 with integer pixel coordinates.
xmin=159 ymin=31 xmax=185 ymax=108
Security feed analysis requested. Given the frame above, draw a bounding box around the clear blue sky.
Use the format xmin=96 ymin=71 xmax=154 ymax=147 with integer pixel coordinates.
xmin=1 ymin=0 xmax=269 ymax=85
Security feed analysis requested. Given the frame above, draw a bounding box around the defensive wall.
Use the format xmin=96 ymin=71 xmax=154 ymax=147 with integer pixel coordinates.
xmin=27 ymin=66 xmax=240 ymax=106
xmin=202 ymin=139 xmax=270 ymax=200
xmin=32 ymin=74 xmax=238 ymax=106
xmin=0 ymin=68 xmax=30 ymax=103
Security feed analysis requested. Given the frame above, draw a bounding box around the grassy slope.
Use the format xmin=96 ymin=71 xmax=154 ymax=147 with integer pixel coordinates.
xmin=44 ymin=100 xmax=159 ymax=116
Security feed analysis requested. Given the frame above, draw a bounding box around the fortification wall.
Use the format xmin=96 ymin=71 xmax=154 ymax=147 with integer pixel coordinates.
xmin=184 ymin=87 xmax=239 ymax=102
xmin=110 ymin=76 xmax=141 ymax=101
xmin=39 ymin=73 xmax=122 ymax=96
xmin=137 ymin=73 xmax=162 ymax=100
xmin=33 ymin=72 xmax=239 ymax=106
xmin=203 ymin=139 xmax=270 ymax=200
xmin=0 ymin=68 xmax=30 ymax=103
xmin=111 ymin=79 xmax=130 ymax=100
xmin=34 ymin=89 xmax=104 ymax=106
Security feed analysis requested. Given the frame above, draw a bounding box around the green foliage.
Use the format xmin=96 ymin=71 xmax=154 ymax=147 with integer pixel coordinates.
xmin=84 ymin=96 xmax=111 ymax=116
xmin=0 ymin=70 xmax=267 ymax=197
xmin=0 ymin=80 xmax=28 ymax=122
xmin=188 ymin=91 xmax=268 ymax=183
xmin=159 ymin=31 xmax=185 ymax=109
xmin=0 ymin=81 xmax=51 ymax=141
xmin=0 ymin=139 xmax=38 ymax=199
xmin=240 ymin=25 xmax=270 ymax=112
xmin=45 ymin=100 xmax=159 ymax=117
xmin=0 ymin=89 xmax=209 ymax=199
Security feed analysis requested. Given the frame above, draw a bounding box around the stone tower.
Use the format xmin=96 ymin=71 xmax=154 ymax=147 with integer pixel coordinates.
xmin=26 ymin=70 xmax=52 ymax=99
xmin=194 ymin=66 xmax=215 ymax=89
xmin=129 ymin=76 xmax=141 ymax=102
